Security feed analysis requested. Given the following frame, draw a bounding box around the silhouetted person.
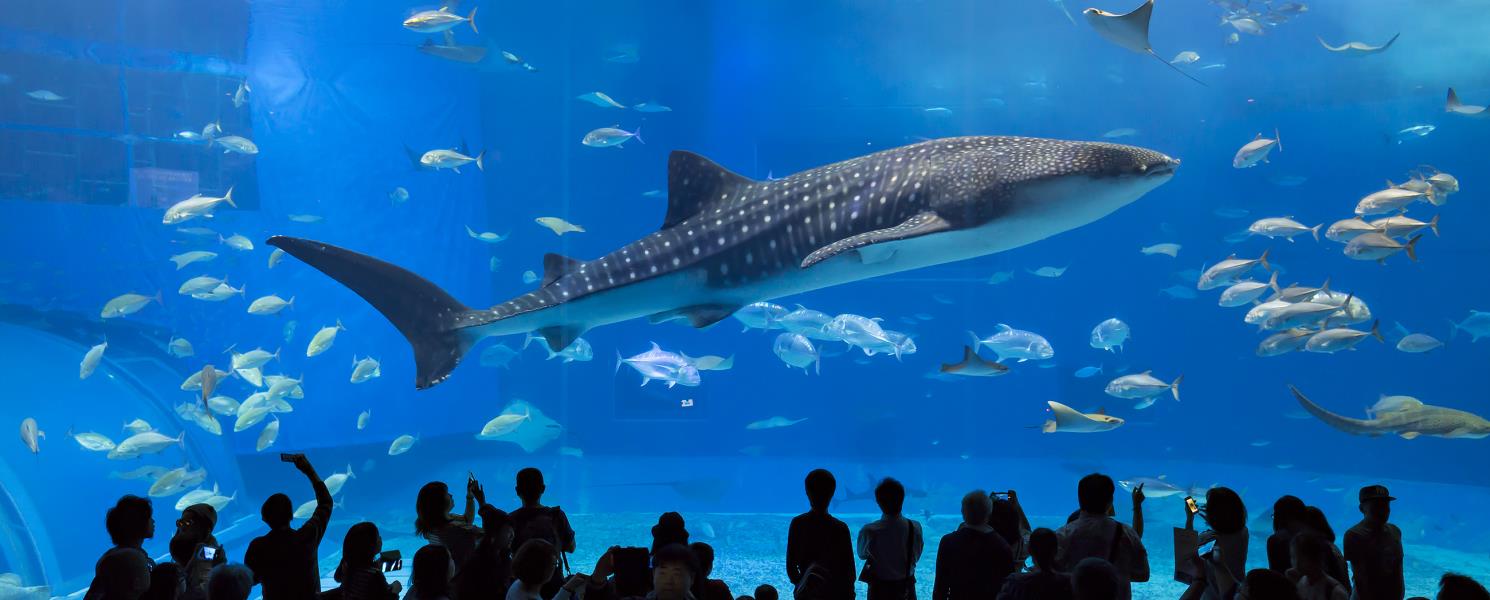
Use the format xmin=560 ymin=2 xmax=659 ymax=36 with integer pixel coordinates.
xmin=416 ymin=481 xmax=482 ymax=570
xmin=786 ymin=469 xmax=855 ymax=600
xmin=88 ymin=495 xmax=156 ymax=600
xmin=932 ymin=490 xmax=1015 ymax=600
xmin=691 ymin=542 xmax=734 ymax=600
xmin=510 ymin=468 xmax=576 ymax=599
xmin=1071 ymin=558 xmax=1120 ymax=600
xmin=245 ymin=454 xmax=333 ymax=600
xmin=653 ymin=512 xmax=690 ymax=554
xmin=1344 ymin=485 xmax=1404 ymax=600
xmin=205 ymin=565 xmax=253 ymax=600
xmin=856 ymin=478 xmax=923 ymax=600
xmin=170 ymin=504 xmax=226 ymax=600
xmin=407 ymin=545 xmax=453 ymax=600
xmin=997 ymin=528 xmax=1073 ymax=600
xmin=1268 ymin=496 xmax=1308 ymax=573
xmin=1236 ymin=569 xmax=1301 ymax=600
xmin=1180 ymin=487 xmax=1248 ymax=599
xmin=507 ymin=540 xmax=558 ymax=600
xmin=144 ymin=563 xmax=181 ymax=600
xmin=1288 ymin=534 xmax=1348 ymax=600
xmin=334 ymin=522 xmax=401 ymax=600
xmin=1055 ymin=475 xmax=1149 ymax=600
xmin=1300 ymin=507 xmax=1351 ymax=595
xmin=456 ymin=506 xmax=514 ymax=600
xmin=756 ymin=584 xmax=780 ymax=600
xmin=1438 ymin=573 xmax=1490 ymax=600
xmin=988 ymin=491 xmax=1031 ymax=567
xmin=585 ymin=543 xmax=700 ymax=600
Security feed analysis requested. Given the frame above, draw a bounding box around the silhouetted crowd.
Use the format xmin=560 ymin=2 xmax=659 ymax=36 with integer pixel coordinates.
xmin=84 ymin=455 xmax=1489 ymax=600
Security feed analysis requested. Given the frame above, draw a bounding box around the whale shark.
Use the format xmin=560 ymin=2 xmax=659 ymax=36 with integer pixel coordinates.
xmin=268 ymin=136 xmax=1178 ymax=389
xmin=1290 ymin=385 xmax=1490 ymax=439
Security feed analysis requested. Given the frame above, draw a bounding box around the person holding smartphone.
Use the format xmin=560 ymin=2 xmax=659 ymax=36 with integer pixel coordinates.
xmin=168 ymin=503 xmax=227 ymax=600
xmin=1178 ymin=488 xmax=1248 ymax=600
xmin=245 ymin=453 xmax=334 ymax=600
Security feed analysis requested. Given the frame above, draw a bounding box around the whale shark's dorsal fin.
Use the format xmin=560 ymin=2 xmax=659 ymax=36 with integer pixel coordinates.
xmin=665 ymin=151 xmax=755 ymax=229
xmin=541 ymin=253 xmax=584 ymax=287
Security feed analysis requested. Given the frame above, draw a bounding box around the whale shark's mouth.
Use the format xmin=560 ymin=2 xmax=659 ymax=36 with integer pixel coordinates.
xmin=1145 ymin=158 xmax=1180 ymax=178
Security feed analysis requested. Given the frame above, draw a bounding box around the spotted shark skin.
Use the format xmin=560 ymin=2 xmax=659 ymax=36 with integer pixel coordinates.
xmin=269 ymin=136 xmax=1179 ymax=389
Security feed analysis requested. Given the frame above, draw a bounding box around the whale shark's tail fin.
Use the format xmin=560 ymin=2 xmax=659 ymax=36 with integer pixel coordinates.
xmin=266 ymin=236 xmax=491 ymax=389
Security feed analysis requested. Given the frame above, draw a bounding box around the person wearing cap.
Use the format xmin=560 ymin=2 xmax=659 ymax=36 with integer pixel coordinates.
xmin=1344 ymin=485 xmax=1404 ymax=600
xmin=168 ymin=502 xmax=227 ymax=600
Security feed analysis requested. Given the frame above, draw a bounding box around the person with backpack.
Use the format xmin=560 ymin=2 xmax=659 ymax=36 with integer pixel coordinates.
xmin=856 ymin=478 xmax=922 ymax=600
xmin=1054 ymin=474 xmax=1149 ymax=600
xmin=510 ymin=468 xmax=576 ymax=599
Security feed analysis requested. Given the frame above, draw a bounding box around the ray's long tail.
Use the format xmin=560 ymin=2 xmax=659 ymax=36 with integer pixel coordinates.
xmin=266 ymin=236 xmax=494 ymax=389
xmin=1289 ymin=385 xmax=1378 ymax=435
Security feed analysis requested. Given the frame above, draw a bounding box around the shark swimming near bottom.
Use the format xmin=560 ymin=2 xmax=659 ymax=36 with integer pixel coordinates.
xmin=1290 ymin=385 xmax=1490 ymax=440
xmin=268 ymin=135 xmax=1179 ymax=389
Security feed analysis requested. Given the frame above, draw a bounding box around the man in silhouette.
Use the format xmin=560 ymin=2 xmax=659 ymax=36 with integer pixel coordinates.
xmin=856 ymin=478 xmax=923 ymax=600
xmin=998 ymin=528 xmax=1073 ymax=599
xmin=510 ymin=467 xmax=576 ymax=599
xmin=244 ymin=454 xmax=333 ymax=600
xmin=1343 ymin=485 xmax=1404 ymax=600
xmin=787 ymin=469 xmax=855 ymax=600
xmin=1055 ymin=474 xmax=1149 ymax=600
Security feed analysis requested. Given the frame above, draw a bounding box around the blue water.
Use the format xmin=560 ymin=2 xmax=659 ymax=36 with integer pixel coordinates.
xmin=3 ymin=0 xmax=1489 ymax=597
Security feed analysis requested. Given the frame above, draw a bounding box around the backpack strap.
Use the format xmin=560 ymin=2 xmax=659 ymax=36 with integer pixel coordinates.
xmin=1105 ymin=519 xmax=1124 ymax=564
xmin=903 ymin=519 xmax=915 ymax=576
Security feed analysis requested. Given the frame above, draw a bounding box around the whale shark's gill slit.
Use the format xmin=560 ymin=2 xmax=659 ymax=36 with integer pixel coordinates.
xmin=265 ymin=236 xmax=488 ymax=389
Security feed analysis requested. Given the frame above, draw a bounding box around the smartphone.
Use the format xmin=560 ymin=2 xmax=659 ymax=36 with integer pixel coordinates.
xmin=377 ymin=549 xmax=402 ymax=571
xmin=199 ymin=546 xmax=217 ymax=560
xmin=1185 ymin=496 xmax=1200 ymax=514
xmin=279 ymin=453 xmax=302 ymax=463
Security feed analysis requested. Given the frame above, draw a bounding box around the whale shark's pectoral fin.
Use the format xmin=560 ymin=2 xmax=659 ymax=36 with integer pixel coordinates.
xmin=800 ymin=212 xmax=953 ymax=269
xmin=535 ymin=325 xmax=586 ymax=356
xmin=648 ymin=304 xmax=740 ymax=329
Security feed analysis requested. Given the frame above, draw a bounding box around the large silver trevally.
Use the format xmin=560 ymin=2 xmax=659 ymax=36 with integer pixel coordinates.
xmin=162 ymin=188 xmax=235 ymax=224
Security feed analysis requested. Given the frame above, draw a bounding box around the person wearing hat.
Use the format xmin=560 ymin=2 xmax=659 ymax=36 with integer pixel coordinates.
xmin=168 ymin=502 xmax=226 ymax=600
xmin=1343 ymin=485 xmax=1404 ymax=600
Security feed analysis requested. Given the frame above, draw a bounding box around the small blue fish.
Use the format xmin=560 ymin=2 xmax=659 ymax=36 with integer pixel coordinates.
xmin=1160 ymin=285 xmax=1197 ymax=300
xmin=632 ymin=102 xmax=672 ymax=113
xmin=1074 ymin=365 xmax=1103 ymax=378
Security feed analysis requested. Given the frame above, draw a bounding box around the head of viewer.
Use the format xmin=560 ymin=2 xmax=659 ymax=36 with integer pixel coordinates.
xmin=874 ymin=478 xmax=905 ymax=515
xmin=1358 ymin=485 xmax=1394 ymax=526
xmin=1078 ymin=473 xmax=1116 ymax=515
xmin=804 ymin=469 xmax=836 ymax=511
xmin=961 ymin=489 xmax=992 ymax=526
xmin=652 ymin=543 xmax=700 ymax=600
